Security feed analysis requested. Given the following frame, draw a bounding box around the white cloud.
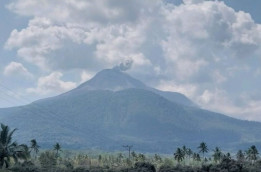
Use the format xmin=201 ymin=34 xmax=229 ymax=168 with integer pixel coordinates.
xmin=239 ymin=101 xmax=261 ymax=121
xmin=5 ymin=17 xmax=87 ymax=70
xmin=7 ymin=0 xmax=158 ymax=24
xmin=4 ymin=61 xmax=33 ymax=78
xmin=211 ymin=70 xmax=227 ymax=84
xmin=80 ymin=70 xmax=94 ymax=83
xmin=196 ymin=89 xmax=261 ymax=121
xmin=157 ymin=80 xmax=198 ymax=98
xmin=5 ymin=0 xmax=261 ymax=121
xmin=27 ymin=72 xmax=76 ymax=95
xmin=161 ymin=0 xmax=261 ymax=81
xmin=183 ymin=0 xmax=204 ymax=4
xmin=5 ymin=17 xmax=153 ymax=71
xmin=197 ymin=89 xmax=242 ymax=115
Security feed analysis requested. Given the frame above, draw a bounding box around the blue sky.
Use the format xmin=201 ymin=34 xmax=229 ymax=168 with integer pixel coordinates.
xmin=1 ymin=0 xmax=261 ymax=121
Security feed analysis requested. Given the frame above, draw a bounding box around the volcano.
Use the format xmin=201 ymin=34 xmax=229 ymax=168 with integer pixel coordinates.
xmin=0 ymin=68 xmax=261 ymax=153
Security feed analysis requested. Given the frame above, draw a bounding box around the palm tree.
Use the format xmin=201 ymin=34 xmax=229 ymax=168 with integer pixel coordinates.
xmin=193 ymin=153 xmax=201 ymax=162
xmin=174 ymin=148 xmax=184 ymax=163
xmin=181 ymin=145 xmax=187 ymax=165
xmin=53 ymin=143 xmax=62 ymax=157
xmin=198 ymin=142 xmax=208 ymax=161
xmin=30 ymin=139 xmax=40 ymax=159
xmin=117 ymin=153 xmax=124 ymax=163
xmin=224 ymin=152 xmax=231 ymax=159
xmin=196 ymin=153 xmax=201 ymax=162
xmin=131 ymin=151 xmax=137 ymax=161
xmin=17 ymin=144 xmax=31 ymax=161
xmin=212 ymin=147 xmax=222 ymax=163
xmin=182 ymin=145 xmax=188 ymax=157
xmin=246 ymin=145 xmax=259 ymax=164
xmin=236 ymin=150 xmax=245 ymax=163
xmin=98 ymin=154 xmax=102 ymax=164
xmin=0 ymin=124 xmax=28 ymax=168
xmin=187 ymin=148 xmax=193 ymax=164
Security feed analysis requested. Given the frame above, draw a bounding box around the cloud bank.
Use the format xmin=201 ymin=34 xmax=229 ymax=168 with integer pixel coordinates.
xmin=27 ymin=72 xmax=76 ymax=95
xmin=4 ymin=61 xmax=32 ymax=78
xmin=4 ymin=0 xmax=261 ymax=120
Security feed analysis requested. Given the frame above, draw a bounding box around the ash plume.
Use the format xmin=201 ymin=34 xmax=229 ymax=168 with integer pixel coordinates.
xmin=113 ymin=59 xmax=133 ymax=71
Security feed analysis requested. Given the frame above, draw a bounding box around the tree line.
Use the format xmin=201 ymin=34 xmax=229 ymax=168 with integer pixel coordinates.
xmin=173 ymin=142 xmax=259 ymax=165
xmin=1 ymin=123 xmax=261 ymax=172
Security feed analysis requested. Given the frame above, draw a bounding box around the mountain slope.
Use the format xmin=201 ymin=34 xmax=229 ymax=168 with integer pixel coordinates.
xmin=75 ymin=69 xmax=147 ymax=91
xmin=0 ymin=69 xmax=260 ymax=152
xmin=71 ymin=68 xmax=196 ymax=107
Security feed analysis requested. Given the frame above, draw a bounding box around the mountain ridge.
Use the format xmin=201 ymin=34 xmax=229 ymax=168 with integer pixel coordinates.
xmin=68 ymin=68 xmax=197 ymax=107
xmin=0 ymin=68 xmax=261 ymax=153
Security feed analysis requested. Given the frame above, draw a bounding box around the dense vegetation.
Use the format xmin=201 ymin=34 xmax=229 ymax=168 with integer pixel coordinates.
xmin=1 ymin=124 xmax=261 ymax=171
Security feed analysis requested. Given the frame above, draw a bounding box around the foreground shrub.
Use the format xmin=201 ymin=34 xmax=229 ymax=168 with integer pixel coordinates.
xmin=131 ymin=162 xmax=156 ymax=172
xmin=39 ymin=151 xmax=57 ymax=170
xmin=158 ymin=165 xmax=200 ymax=172
xmin=214 ymin=157 xmax=244 ymax=172
xmin=10 ymin=161 xmax=39 ymax=172
xmin=73 ymin=167 xmax=89 ymax=172
xmin=158 ymin=165 xmax=177 ymax=172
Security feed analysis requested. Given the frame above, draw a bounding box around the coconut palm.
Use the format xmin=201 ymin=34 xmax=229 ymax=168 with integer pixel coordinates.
xmin=224 ymin=152 xmax=231 ymax=159
xmin=117 ymin=153 xmax=124 ymax=163
xmin=53 ymin=143 xmax=62 ymax=157
xmin=212 ymin=147 xmax=222 ymax=163
xmin=193 ymin=153 xmax=201 ymax=162
xmin=198 ymin=142 xmax=208 ymax=161
xmin=236 ymin=150 xmax=245 ymax=163
xmin=98 ymin=155 xmax=102 ymax=164
xmin=0 ymin=124 xmax=28 ymax=168
xmin=187 ymin=148 xmax=193 ymax=163
xmin=246 ymin=145 xmax=259 ymax=164
xmin=17 ymin=144 xmax=31 ymax=161
xmin=187 ymin=148 xmax=193 ymax=158
xmin=30 ymin=139 xmax=40 ymax=159
xmin=196 ymin=153 xmax=201 ymax=161
xmin=174 ymin=148 xmax=184 ymax=163
xmin=182 ymin=145 xmax=188 ymax=157
xmin=131 ymin=151 xmax=137 ymax=161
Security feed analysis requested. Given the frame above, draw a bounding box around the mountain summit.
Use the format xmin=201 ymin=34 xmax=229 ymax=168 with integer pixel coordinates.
xmin=71 ymin=68 xmax=196 ymax=107
xmin=76 ymin=68 xmax=146 ymax=91
xmin=0 ymin=68 xmax=261 ymax=152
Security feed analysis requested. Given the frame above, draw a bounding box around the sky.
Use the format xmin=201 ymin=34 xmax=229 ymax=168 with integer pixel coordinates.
xmin=1 ymin=0 xmax=261 ymax=121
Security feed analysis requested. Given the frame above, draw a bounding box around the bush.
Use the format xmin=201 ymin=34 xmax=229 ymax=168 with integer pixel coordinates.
xmin=61 ymin=159 xmax=74 ymax=170
xmin=39 ymin=151 xmax=57 ymax=170
xmin=10 ymin=161 xmax=39 ymax=172
xmin=158 ymin=165 xmax=200 ymax=172
xmin=158 ymin=165 xmax=177 ymax=172
xmin=133 ymin=162 xmax=156 ymax=172
xmin=73 ymin=167 xmax=89 ymax=172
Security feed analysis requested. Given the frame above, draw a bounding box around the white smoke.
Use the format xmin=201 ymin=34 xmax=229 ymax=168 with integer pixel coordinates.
xmin=114 ymin=59 xmax=133 ymax=71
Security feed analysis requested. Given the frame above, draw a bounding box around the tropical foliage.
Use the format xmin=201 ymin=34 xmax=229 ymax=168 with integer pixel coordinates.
xmin=30 ymin=139 xmax=40 ymax=160
xmin=2 ymin=123 xmax=261 ymax=172
xmin=53 ymin=143 xmax=62 ymax=157
xmin=0 ymin=124 xmax=29 ymax=169
xmin=198 ymin=142 xmax=208 ymax=161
